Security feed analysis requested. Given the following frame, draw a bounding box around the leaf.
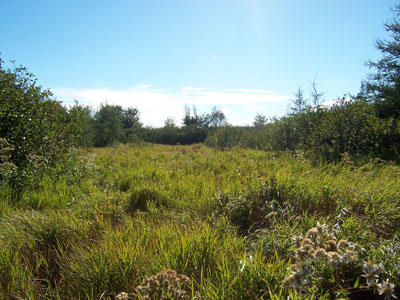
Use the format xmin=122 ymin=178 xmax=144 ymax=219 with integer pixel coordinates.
xmin=354 ymin=277 xmax=360 ymax=288
xmin=336 ymin=289 xmax=349 ymax=295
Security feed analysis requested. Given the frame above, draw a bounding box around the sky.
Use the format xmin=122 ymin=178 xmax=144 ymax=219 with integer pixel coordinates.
xmin=1 ymin=0 xmax=399 ymax=127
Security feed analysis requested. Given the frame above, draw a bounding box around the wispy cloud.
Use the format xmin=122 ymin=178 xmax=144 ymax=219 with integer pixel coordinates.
xmin=52 ymin=85 xmax=290 ymax=127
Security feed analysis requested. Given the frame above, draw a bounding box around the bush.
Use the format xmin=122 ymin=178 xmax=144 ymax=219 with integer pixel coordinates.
xmin=0 ymin=58 xmax=81 ymax=197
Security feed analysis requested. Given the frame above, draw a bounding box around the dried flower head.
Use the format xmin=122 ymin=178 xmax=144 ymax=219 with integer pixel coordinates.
xmin=326 ymin=240 xmax=338 ymax=251
xmin=353 ymin=243 xmax=365 ymax=252
xmin=281 ymin=224 xmax=390 ymax=297
xmin=115 ymin=292 xmax=131 ymax=300
xmin=338 ymin=239 xmax=348 ymax=249
xmin=316 ymin=222 xmax=328 ymax=234
xmin=136 ymin=269 xmax=192 ymax=300
xmin=306 ymin=228 xmax=319 ymax=238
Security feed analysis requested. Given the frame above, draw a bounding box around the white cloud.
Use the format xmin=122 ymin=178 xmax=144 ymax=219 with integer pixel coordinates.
xmin=52 ymin=85 xmax=290 ymax=127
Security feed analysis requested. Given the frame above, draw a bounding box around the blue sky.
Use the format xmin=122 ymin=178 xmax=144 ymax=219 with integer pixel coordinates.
xmin=1 ymin=0 xmax=398 ymax=126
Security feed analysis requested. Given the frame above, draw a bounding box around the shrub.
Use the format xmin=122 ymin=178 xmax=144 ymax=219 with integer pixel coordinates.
xmin=0 ymin=57 xmax=82 ymax=197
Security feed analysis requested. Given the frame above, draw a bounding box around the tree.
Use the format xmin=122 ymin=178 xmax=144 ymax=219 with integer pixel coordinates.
xmin=164 ymin=117 xmax=177 ymax=128
xmin=0 ymin=57 xmax=81 ymax=196
xmin=93 ymin=104 xmax=124 ymax=146
xmin=121 ymin=107 xmax=141 ymax=129
xmin=183 ymin=105 xmax=202 ymax=127
xmin=68 ymin=102 xmax=95 ymax=146
xmin=253 ymin=113 xmax=268 ymax=128
xmin=366 ymin=4 xmax=400 ymax=118
xmin=289 ymin=87 xmax=308 ymax=114
xmin=205 ymin=107 xmax=227 ymax=127
xmin=310 ymin=78 xmax=324 ymax=107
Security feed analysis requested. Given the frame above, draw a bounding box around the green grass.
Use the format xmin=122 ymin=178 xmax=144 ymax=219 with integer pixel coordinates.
xmin=0 ymin=144 xmax=399 ymax=299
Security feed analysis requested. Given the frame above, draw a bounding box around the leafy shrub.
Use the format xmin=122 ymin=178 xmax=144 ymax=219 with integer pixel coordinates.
xmin=0 ymin=58 xmax=82 ymax=198
xmin=0 ymin=138 xmax=16 ymax=187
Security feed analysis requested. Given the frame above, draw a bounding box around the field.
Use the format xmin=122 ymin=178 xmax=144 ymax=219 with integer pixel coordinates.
xmin=1 ymin=145 xmax=399 ymax=299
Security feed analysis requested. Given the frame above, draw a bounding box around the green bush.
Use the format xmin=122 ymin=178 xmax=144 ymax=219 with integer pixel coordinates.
xmin=0 ymin=58 xmax=82 ymax=197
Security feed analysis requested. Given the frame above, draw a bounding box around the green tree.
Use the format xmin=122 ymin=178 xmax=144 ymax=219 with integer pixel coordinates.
xmin=204 ymin=107 xmax=227 ymax=127
xmin=289 ymin=87 xmax=308 ymax=114
xmin=253 ymin=113 xmax=268 ymax=128
xmin=310 ymin=78 xmax=324 ymax=107
xmin=68 ymin=102 xmax=95 ymax=147
xmin=0 ymin=57 xmax=81 ymax=196
xmin=366 ymin=4 xmax=400 ymax=118
xmin=93 ymin=104 xmax=124 ymax=147
xmin=121 ymin=107 xmax=141 ymax=130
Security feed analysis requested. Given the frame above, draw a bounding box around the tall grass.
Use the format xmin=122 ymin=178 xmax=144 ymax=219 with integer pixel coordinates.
xmin=0 ymin=144 xmax=399 ymax=299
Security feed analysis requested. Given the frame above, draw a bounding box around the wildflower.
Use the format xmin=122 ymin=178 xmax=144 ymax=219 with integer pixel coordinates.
xmin=370 ymin=282 xmax=382 ymax=291
xmin=364 ymin=262 xmax=381 ymax=274
xmin=353 ymin=243 xmax=365 ymax=252
xmin=282 ymin=225 xmax=389 ymax=298
xmin=297 ymin=248 xmax=314 ymax=259
xmin=293 ymin=236 xmax=302 ymax=247
xmin=326 ymin=240 xmax=338 ymax=251
xmin=379 ymin=280 xmax=397 ymax=299
xmin=327 ymin=233 xmax=336 ymax=240
xmin=338 ymin=239 xmax=348 ymax=248
xmin=318 ymin=240 xmax=328 ymax=249
xmin=136 ymin=269 xmax=192 ymax=300
xmin=315 ymin=247 xmax=327 ymax=259
xmin=115 ymin=292 xmax=130 ymax=300
xmin=328 ymin=251 xmax=341 ymax=264
xmin=282 ymin=274 xmax=295 ymax=288
xmin=343 ymin=250 xmax=355 ymax=262
xmin=316 ymin=222 xmax=328 ymax=234
xmin=301 ymin=238 xmax=312 ymax=246
xmin=302 ymin=244 xmax=314 ymax=252
xmin=365 ymin=273 xmax=378 ymax=286
xmin=306 ymin=228 xmax=319 ymax=238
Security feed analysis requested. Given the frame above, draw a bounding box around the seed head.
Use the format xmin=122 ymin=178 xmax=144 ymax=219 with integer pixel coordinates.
xmin=315 ymin=248 xmax=326 ymax=259
xmin=316 ymin=223 xmax=327 ymax=234
xmin=327 ymin=240 xmax=338 ymax=251
xmin=306 ymin=228 xmax=319 ymax=238
xmin=353 ymin=243 xmax=365 ymax=252
xmin=338 ymin=239 xmax=348 ymax=248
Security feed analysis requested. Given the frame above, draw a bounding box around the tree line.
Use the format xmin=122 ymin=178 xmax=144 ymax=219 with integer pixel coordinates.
xmin=68 ymin=103 xmax=227 ymax=147
xmin=204 ymin=5 xmax=400 ymax=163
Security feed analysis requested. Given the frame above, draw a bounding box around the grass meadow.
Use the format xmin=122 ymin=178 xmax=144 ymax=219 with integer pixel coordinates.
xmin=0 ymin=144 xmax=399 ymax=299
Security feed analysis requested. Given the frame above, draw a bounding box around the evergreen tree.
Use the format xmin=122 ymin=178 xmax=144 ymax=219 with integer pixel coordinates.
xmin=367 ymin=4 xmax=400 ymax=118
xmin=289 ymin=87 xmax=308 ymax=114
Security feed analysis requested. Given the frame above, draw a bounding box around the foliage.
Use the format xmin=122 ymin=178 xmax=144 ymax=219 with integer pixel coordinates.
xmin=205 ymin=97 xmax=400 ymax=163
xmin=92 ymin=104 xmax=142 ymax=147
xmin=67 ymin=102 xmax=96 ymax=147
xmin=0 ymin=58 xmax=82 ymax=196
xmin=366 ymin=4 xmax=400 ymax=118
